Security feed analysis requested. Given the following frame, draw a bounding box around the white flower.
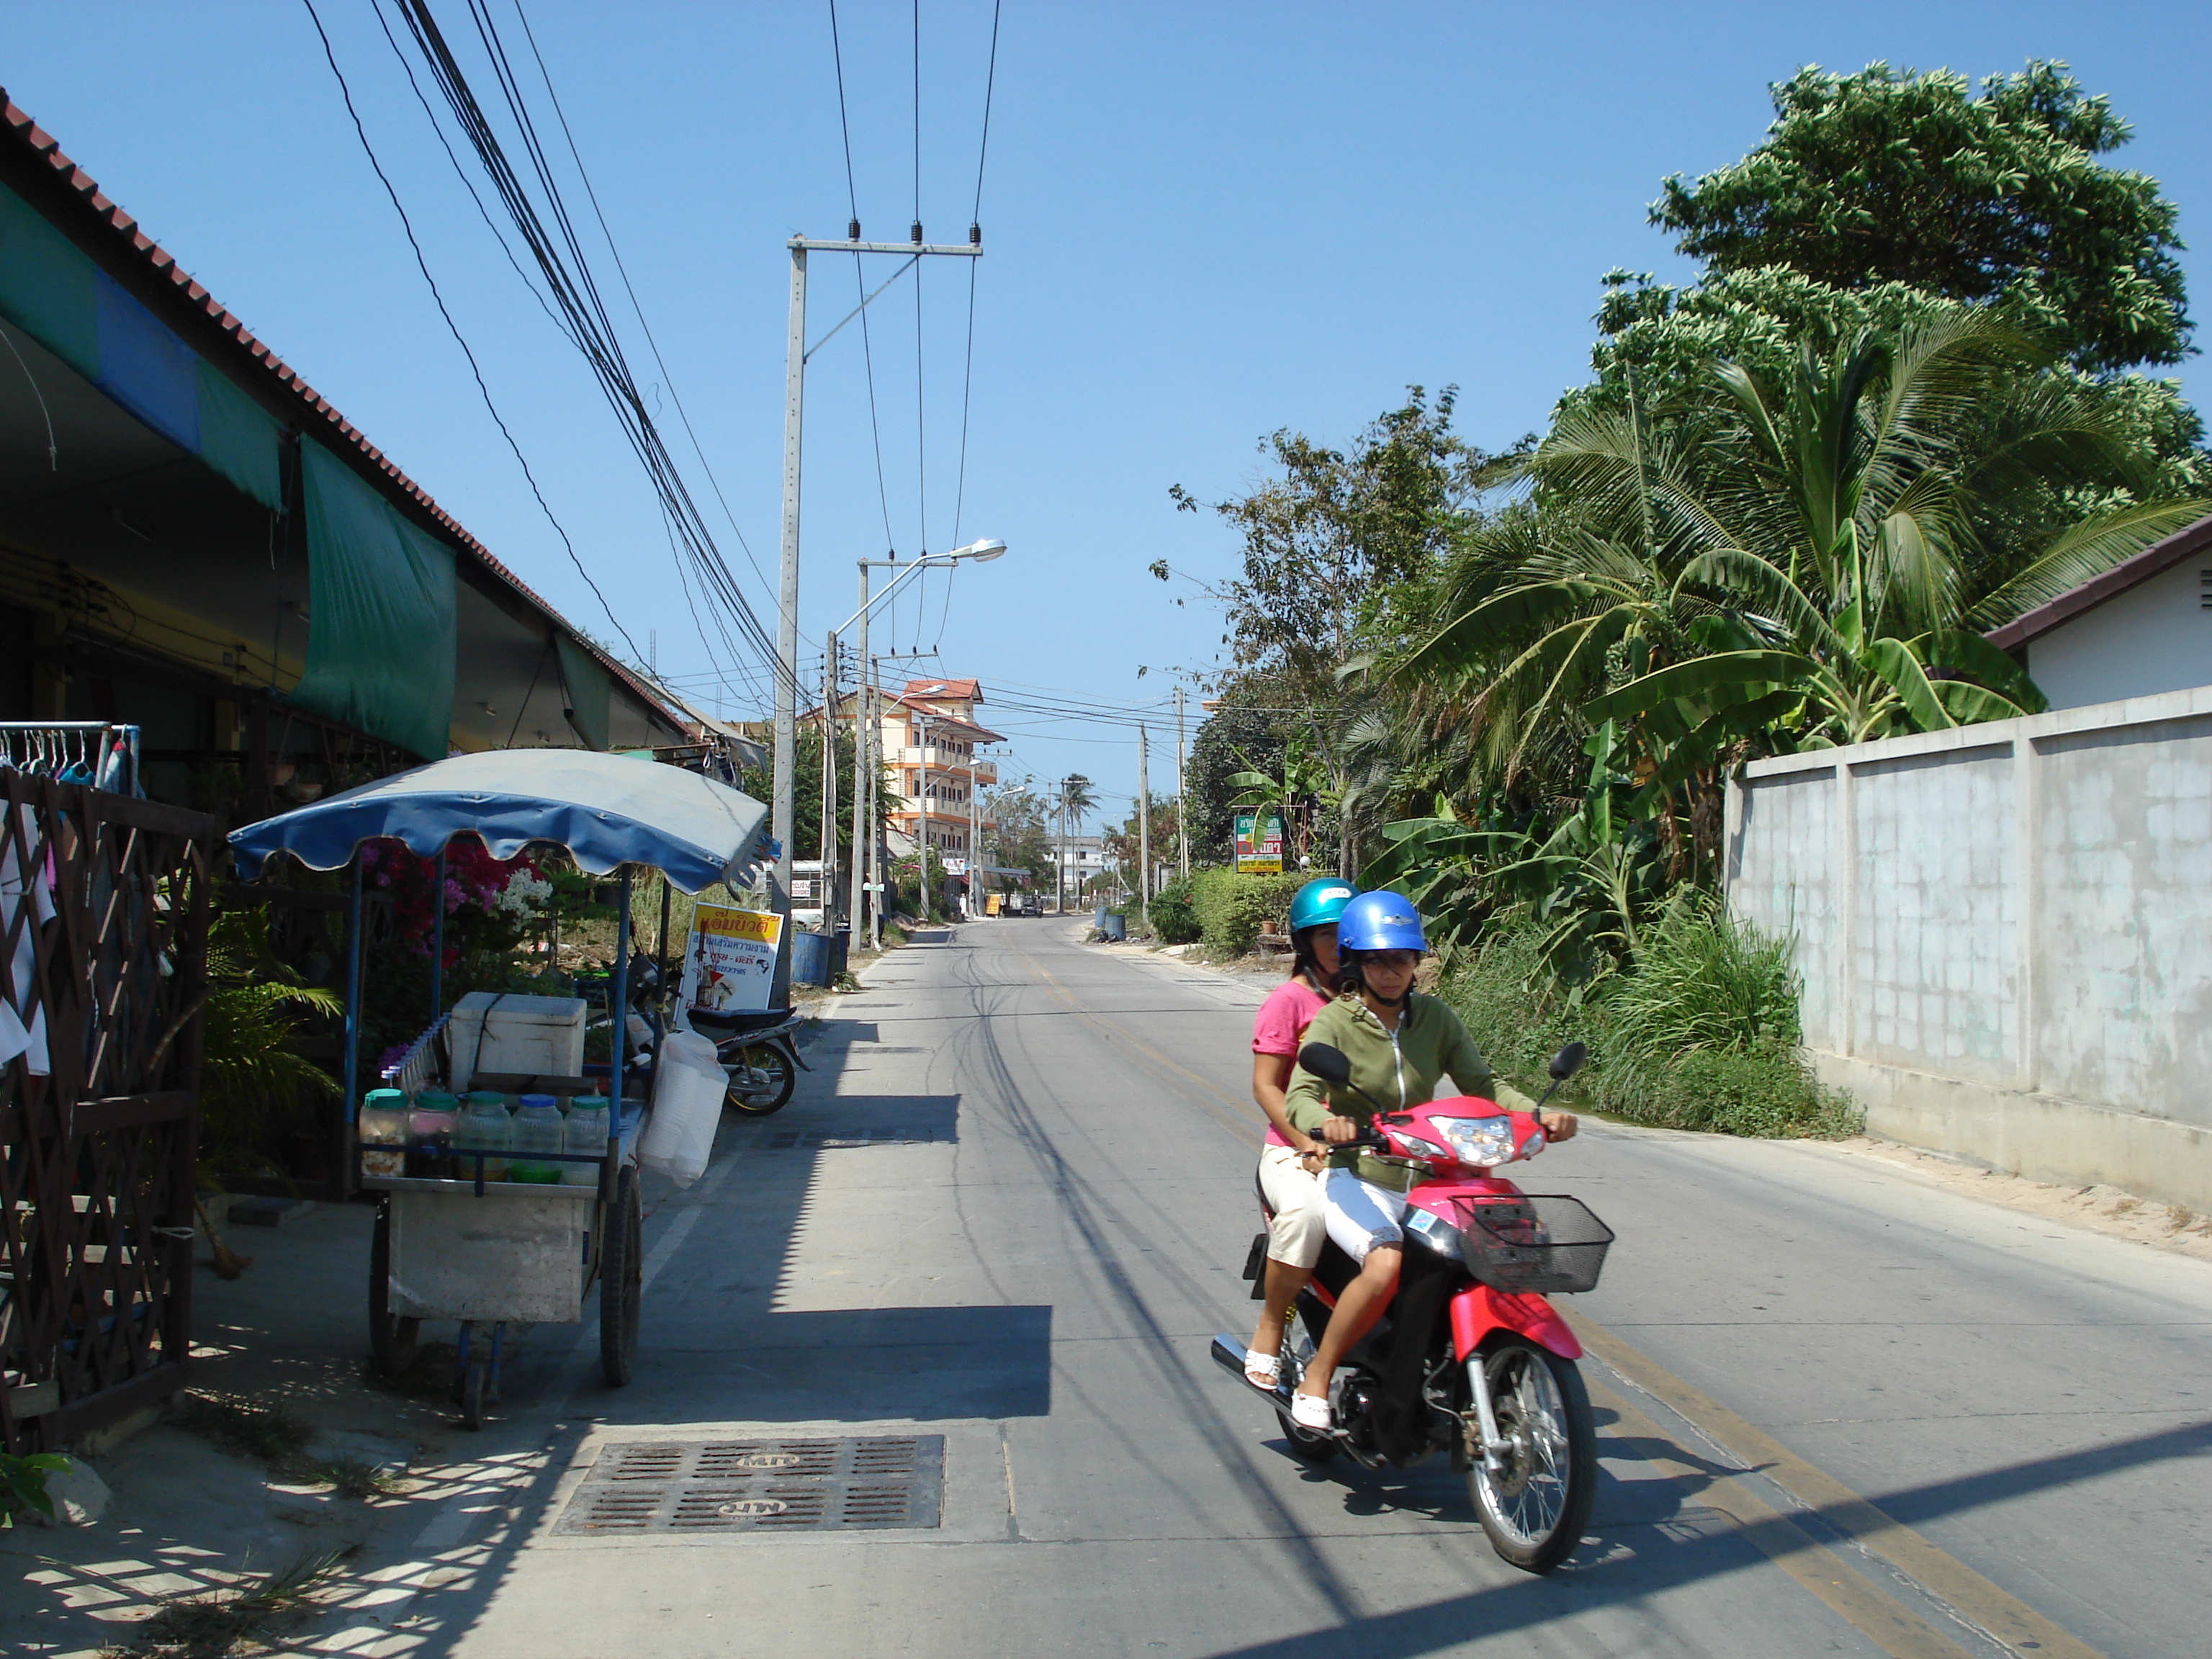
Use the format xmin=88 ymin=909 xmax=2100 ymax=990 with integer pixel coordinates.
xmin=497 ymin=871 xmax=554 ymax=921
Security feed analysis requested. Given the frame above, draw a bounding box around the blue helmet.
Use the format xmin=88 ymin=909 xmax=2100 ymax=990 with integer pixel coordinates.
xmin=1336 ymin=890 xmax=1426 ymax=954
xmin=1287 ymin=878 xmax=1356 ymax=935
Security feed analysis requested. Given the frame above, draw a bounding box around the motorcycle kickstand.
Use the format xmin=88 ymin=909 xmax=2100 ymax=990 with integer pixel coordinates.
xmin=1465 ymin=1354 xmax=1512 ymax=1475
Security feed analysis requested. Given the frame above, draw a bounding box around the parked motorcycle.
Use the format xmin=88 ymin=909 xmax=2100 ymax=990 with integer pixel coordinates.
xmin=582 ymin=954 xmax=806 ymax=1115
xmin=1211 ymin=1040 xmax=1612 ymax=1574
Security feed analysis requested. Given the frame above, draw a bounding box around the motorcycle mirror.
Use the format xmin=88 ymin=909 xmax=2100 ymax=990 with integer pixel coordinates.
xmin=1298 ymin=1043 xmax=1353 ymax=1086
xmin=1548 ymin=1041 xmax=1588 ymax=1082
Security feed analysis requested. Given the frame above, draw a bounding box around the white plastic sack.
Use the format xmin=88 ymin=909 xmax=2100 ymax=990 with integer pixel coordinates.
xmin=637 ymin=1030 xmax=724 ymax=1187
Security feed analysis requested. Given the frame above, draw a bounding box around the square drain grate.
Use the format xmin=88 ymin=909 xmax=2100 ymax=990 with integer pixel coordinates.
xmin=556 ymin=1436 xmax=944 ymax=1535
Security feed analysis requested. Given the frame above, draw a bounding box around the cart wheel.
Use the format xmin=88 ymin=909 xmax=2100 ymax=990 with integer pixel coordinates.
xmin=601 ymin=1166 xmax=642 ymax=1387
xmin=369 ymin=1199 xmax=421 ymax=1377
xmin=725 ymin=1043 xmax=796 ymax=1115
xmin=460 ymin=1353 xmax=489 ymax=1431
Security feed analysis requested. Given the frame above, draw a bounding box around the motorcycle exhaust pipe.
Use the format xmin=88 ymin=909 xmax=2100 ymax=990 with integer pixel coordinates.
xmin=1210 ymin=1333 xmax=1254 ymax=1382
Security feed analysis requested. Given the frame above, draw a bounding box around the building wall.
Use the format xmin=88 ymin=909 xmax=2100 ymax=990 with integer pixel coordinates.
xmin=2024 ymin=558 xmax=2212 ymax=711
xmin=1725 ymin=685 xmax=2212 ymax=1209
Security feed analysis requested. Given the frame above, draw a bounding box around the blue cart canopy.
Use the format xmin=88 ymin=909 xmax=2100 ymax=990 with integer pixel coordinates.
xmin=229 ymin=748 xmax=773 ymax=893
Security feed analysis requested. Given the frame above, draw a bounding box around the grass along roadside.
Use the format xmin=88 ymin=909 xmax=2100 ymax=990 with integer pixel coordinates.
xmin=1443 ymin=904 xmax=1858 ymax=1140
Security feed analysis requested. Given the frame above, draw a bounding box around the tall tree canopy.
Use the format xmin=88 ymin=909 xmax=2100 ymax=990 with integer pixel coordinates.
xmin=1651 ymin=61 xmax=2192 ymax=372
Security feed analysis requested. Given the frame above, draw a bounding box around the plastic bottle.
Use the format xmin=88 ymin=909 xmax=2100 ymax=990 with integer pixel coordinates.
xmin=408 ymin=1091 xmax=460 ymax=1179
xmin=358 ymin=1088 xmax=409 ymax=1179
xmin=457 ymin=1091 xmax=513 ymax=1182
xmin=509 ymin=1092 xmax=565 ymax=1182
xmin=562 ymin=1095 xmax=611 ymax=1187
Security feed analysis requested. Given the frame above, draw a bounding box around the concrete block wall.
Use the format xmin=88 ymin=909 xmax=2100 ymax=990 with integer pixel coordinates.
xmin=1725 ymin=685 xmax=2212 ymax=1211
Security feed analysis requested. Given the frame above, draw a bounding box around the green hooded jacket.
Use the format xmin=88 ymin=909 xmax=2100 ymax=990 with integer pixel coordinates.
xmin=1285 ymin=991 xmax=1538 ymax=1192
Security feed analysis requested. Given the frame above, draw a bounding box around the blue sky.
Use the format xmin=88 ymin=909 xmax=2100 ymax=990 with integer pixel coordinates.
xmin=7 ymin=2 xmax=2208 ymax=830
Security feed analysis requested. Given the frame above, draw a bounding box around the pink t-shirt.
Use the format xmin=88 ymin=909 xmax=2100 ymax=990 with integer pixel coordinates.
xmin=1252 ymin=978 xmax=1331 ymax=1148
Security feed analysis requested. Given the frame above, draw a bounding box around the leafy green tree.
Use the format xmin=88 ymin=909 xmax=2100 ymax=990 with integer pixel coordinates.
xmin=1651 ymin=60 xmax=2192 ymax=372
xmin=1184 ymin=695 xmax=1288 ymax=863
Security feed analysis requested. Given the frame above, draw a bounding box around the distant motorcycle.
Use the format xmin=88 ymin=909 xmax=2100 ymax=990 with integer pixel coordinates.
xmin=1212 ymin=1040 xmax=1612 ymax=1574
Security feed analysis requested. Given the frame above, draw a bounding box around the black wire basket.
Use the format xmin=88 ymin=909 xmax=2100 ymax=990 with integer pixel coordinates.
xmin=1460 ymin=1195 xmax=1614 ymax=1295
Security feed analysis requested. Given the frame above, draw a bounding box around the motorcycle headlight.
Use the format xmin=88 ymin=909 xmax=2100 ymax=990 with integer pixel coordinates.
xmin=1427 ymin=1115 xmax=1516 ymax=1169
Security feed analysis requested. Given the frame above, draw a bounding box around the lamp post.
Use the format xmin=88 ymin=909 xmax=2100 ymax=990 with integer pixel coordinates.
xmin=836 ymin=538 xmax=1006 ymax=948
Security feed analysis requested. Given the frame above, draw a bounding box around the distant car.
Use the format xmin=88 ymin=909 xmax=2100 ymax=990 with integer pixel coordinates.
xmin=1020 ymin=896 xmax=1041 ymax=917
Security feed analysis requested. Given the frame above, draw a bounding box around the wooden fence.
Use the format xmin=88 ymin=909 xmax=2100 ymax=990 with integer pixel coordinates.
xmin=1 ymin=773 xmax=212 ymax=1451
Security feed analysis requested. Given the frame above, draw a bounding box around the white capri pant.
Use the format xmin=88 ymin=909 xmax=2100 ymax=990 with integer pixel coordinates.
xmin=1321 ymin=1166 xmax=1411 ymax=1264
xmin=1257 ymin=1144 xmax=1326 ymax=1269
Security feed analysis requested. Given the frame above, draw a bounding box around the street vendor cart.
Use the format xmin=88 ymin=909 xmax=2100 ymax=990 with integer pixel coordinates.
xmin=228 ymin=750 xmax=775 ymax=1427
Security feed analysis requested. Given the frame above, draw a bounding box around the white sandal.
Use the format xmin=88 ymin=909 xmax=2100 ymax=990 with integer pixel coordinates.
xmin=1289 ymin=1390 xmax=1333 ymax=1431
xmin=1243 ymin=1348 xmax=1282 ymax=1390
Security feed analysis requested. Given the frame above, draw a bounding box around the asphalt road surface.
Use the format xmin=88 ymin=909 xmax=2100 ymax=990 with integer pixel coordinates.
xmin=438 ymin=919 xmax=2211 ymax=1659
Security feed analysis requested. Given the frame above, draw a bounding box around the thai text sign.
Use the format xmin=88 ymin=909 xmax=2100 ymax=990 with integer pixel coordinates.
xmin=1233 ymin=810 xmax=1284 ymax=873
xmin=680 ymin=904 xmax=784 ymax=1014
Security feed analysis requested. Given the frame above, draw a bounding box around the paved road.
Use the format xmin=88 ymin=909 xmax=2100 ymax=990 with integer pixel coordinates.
xmin=437 ymin=920 xmax=2211 ymax=1659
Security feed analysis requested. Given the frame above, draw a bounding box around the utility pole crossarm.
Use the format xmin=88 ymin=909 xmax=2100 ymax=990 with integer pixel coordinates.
xmin=789 ymin=238 xmax=985 ymax=257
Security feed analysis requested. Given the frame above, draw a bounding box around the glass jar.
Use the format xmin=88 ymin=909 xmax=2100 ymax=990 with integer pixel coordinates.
xmin=457 ymin=1091 xmax=513 ymax=1182
xmin=509 ymin=1093 xmax=565 ymax=1182
xmin=408 ymin=1091 xmax=460 ymax=1179
xmin=561 ymin=1094 xmax=611 ymax=1186
xmin=358 ymin=1088 xmax=408 ymax=1179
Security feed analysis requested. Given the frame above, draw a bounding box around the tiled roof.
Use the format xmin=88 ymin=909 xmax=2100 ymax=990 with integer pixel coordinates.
xmin=902 ymin=678 xmax=984 ymax=702
xmin=0 ymin=89 xmax=678 ymax=729
xmin=1985 ymin=511 xmax=2212 ymax=652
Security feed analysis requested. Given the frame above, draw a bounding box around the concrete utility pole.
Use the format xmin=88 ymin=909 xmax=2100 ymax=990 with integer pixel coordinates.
xmin=914 ymin=713 xmax=932 ymax=922
xmin=773 ymin=228 xmax=983 ymax=956
xmin=848 ymin=565 xmax=873 ymax=950
xmin=1174 ymin=685 xmax=1189 ymax=881
xmin=1137 ymin=724 xmax=1151 ymax=909
xmin=819 ymin=630 xmax=837 ymax=919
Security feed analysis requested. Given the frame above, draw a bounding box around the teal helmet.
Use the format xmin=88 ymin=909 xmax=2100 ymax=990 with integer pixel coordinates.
xmin=1287 ymin=878 xmax=1357 ymax=935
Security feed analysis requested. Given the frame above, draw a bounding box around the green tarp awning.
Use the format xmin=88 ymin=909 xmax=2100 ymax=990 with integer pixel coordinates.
xmin=0 ymin=181 xmax=284 ymax=511
xmin=554 ymin=631 xmax=612 ymax=752
xmin=293 ymin=441 xmax=458 ymax=760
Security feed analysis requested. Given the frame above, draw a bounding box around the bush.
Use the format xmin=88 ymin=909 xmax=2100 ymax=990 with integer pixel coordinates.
xmin=1146 ymin=878 xmax=1202 ymax=944
xmin=1190 ymin=868 xmax=1318 ymax=955
xmin=1441 ymin=912 xmax=1856 ymax=1140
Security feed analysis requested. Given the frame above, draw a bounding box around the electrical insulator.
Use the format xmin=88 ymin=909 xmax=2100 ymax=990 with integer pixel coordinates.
xmin=848 ymin=218 xmax=861 ymax=241
xmin=910 ymin=220 xmax=924 ymax=244
xmin=968 ymin=222 xmax=981 ymax=246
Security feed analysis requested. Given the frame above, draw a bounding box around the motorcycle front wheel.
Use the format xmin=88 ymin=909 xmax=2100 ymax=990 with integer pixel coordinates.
xmin=1465 ymin=1336 xmax=1596 ymax=1574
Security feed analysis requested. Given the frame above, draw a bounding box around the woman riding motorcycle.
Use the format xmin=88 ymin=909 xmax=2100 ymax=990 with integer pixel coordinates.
xmin=1241 ymin=877 xmax=1356 ymax=1388
xmin=1283 ymin=890 xmax=1578 ymax=1430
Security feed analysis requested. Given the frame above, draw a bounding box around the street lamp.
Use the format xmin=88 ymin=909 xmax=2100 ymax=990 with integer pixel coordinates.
xmin=835 ymin=538 xmax=1010 ymax=949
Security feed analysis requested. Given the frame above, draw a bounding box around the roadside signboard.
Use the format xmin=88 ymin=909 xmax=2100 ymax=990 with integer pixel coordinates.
xmin=1233 ymin=809 xmax=1285 ymax=873
xmin=679 ymin=903 xmax=784 ymax=1014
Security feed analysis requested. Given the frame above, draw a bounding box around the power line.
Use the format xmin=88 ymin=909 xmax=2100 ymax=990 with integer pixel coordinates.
xmin=302 ymin=0 xmax=644 ymax=662
xmin=949 ymin=0 xmax=1000 ymax=555
xmin=385 ymin=0 xmax=793 ymax=696
xmin=827 ymin=0 xmax=899 ymax=573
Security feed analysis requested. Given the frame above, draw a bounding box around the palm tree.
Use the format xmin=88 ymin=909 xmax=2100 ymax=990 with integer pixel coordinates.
xmin=1056 ymin=774 xmax=1096 ymax=912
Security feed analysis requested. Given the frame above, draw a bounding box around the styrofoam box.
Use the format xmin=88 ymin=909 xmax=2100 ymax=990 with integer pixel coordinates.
xmin=449 ymin=992 xmax=586 ymax=1091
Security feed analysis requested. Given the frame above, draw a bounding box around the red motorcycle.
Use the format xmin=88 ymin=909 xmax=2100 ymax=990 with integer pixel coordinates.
xmin=1212 ymin=1040 xmax=1613 ymax=1574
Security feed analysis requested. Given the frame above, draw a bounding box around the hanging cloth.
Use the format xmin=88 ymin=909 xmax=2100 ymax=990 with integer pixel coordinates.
xmin=0 ymin=804 xmax=56 ymax=1075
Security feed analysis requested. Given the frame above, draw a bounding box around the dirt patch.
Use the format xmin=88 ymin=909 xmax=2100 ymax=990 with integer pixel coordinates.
xmin=1832 ymin=1137 xmax=2212 ymax=1263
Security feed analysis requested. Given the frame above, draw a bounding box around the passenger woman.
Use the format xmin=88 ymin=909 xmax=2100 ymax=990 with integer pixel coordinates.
xmin=1241 ymin=878 xmax=1355 ymax=1388
xmin=1283 ymin=891 xmax=1578 ymax=1429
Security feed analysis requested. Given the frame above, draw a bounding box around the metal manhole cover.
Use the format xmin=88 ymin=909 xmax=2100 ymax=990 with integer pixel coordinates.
xmin=557 ymin=1437 xmax=944 ymax=1535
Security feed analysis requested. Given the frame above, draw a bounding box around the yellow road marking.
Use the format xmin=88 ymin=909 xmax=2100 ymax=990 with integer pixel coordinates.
xmin=1571 ymin=1312 xmax=2108 ymax=1659
xmin=1588 ymin=1377 xmax=1979 ymax=1659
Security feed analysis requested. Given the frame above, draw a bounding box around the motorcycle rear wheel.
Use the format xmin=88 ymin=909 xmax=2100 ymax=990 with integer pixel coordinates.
xmin=1465 ymin=1336 xmax=1596 ymax=1574
xmin=1272 ymin=1305 xmax=1338 ymax=1464
xmin=725 ymin=1044 xmax=796 ymax=1115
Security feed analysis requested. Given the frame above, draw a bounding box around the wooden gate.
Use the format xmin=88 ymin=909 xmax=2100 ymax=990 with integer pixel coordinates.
xmin=1 ymin=773 xmax=212 ymax=1452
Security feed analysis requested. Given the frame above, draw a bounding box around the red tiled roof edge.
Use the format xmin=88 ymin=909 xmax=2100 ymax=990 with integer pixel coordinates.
xmin=0 ymin=89 xmax=680 ymax=734
xmin=1984 ymin=511 xmax=2212 ymax=652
